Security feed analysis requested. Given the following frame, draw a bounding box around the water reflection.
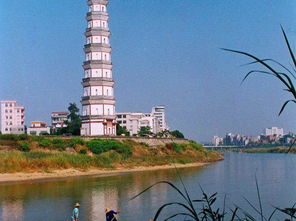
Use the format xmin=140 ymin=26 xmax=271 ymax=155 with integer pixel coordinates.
xmin=0 ymin=167 xmax=202 ymax=221
xmin=2 ymin=200 xmax=24 ymax=221
xmin=1 ymin=153 xmax=295 ymax=220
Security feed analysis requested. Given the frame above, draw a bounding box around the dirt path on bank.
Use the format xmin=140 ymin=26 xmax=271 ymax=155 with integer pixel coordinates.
xmin=0 ymin=162 xmax=212 ymax=185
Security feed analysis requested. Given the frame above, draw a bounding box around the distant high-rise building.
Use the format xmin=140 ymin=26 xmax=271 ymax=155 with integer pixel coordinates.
xmin=0 ymin=101 xmax=25 ymax=134
xmin=80 ymin=0 xmax=116 ymax=136
xmin=265 ymin=127 xmax=284 ymax=137
xmin=212 ymin=136 xmax=223 ymax=146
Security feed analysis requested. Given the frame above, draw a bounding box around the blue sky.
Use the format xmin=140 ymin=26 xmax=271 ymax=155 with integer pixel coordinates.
xmin=0 ymin=0 xmax=295 ymax=142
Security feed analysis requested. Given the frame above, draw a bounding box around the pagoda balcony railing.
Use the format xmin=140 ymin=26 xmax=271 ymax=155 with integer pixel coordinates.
xmin=87 ymin=11 xmax=108 ymax=17
xmin=81 ymin=115 xmax=116 ymax=120
xmin=82 ymin=77 xmax=113 ymax=82
xmin=84 ymin=43 xmax=110 ymax=48
xmin=88 ymin=0 xmax=108 ymax=6
xmin=83 ymin=60 xmax=112 ymax=65
xmin=86 ymin=27 xmax=109 ymax=32
xmin=81 ymin=95 xmax=115 ymax=101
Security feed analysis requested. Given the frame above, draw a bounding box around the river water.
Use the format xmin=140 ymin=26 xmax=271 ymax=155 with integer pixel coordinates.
xmin=0 ymin=153 xmax=296 ymax=221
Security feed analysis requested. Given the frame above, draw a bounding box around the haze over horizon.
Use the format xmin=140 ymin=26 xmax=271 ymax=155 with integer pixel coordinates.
xmin=0 ymin=0 xmax=295 ymax=142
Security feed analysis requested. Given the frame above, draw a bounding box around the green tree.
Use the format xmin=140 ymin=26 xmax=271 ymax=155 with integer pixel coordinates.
xmin=116 ymin=123 xmax=130 ymax=136
xmin=138 ymin=126 xmax=152 ymax=137
xmin=65 ymin=103 xmax=81 ymax=136
xmin=171 ymin=130 xmax=185 ymax=139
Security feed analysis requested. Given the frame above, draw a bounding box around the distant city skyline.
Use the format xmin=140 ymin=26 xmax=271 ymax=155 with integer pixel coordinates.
xmin=0 ymin=0 xmax=295 ymax=141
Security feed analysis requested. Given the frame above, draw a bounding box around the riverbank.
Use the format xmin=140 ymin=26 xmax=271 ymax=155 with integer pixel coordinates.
xmin=0 ymin=135 xmax=222 ymax=182
xmin=243 ymin=146 xmax=295 ymax=153
xmin=0 ymin=162 xmax=211 ymax=184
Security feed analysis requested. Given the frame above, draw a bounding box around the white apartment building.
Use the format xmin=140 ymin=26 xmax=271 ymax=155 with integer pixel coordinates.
xmin=27 ymin=121 xmax=51 ymax=136
xmin=152 ymin=105 xmax=168 ymax=131
xmin=0 ymin=101 xmax=25 ymax=134
xmin=265 ymin=127 xmax=284 ymax=137
xmin=116 ymin=105 xmax=168 ymax=135
xmin=116 ymin=112 xmax=161 ymax=135
xmin=51 ymin=112 xmax=68 ymax=129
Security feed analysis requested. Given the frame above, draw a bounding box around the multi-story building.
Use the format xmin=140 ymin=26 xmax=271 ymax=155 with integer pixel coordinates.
xmin=265 ymin=127 xmax=284 ymax=137
xmin=0 ymin=101 xmax=25 ymax=134
xmin=212 ymin=136 xmax=223 ymax=146
xmin=80 ymin=0 xmax=116 ymax=136
xmin=27 ymin=121 xmax=51 ymax=136
xmin=51 ymin=112 xmax=68 ymax=129
xmin=116 ymin=112 xmax=161 ymax=135
xmin=151 ymin=105 xmax=168 ymax=131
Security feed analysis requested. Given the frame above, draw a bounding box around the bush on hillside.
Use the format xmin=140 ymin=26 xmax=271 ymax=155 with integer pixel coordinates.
xmin=87 ymin=139 xmax=132 ymax=158
xmin=189 ymin=141 xmax=204 ymax=150
xmin=69 ymin=138 xmax=85 ymax=147
xmin=166 ymin=143 xmax=186 ymax=153
xmin=52 ymin=139 xmax=67 ymax=151
xmin=17 ymin=142 xmax=30 ymax=152
xmin=38 ymin=138 xmax=52 ymax=148
xmin=0 ymin=134 xmax=28 ymax=141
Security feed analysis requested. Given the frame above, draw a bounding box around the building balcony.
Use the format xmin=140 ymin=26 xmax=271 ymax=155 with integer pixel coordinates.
xmin=81 ymin=95 xmax=115 ymax=101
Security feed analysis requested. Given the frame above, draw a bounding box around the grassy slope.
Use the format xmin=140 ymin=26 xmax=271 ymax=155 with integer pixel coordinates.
xmin=0 ymin=135 xmax=221 ymax=173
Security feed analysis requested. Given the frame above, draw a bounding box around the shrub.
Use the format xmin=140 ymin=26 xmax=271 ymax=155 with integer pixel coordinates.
xmin=87 ymin=139 xmax=132 ymax=157
xmin=52 ymin=139 xmax=67 ymax=151
xmin=172 ymin=143 xmax=186 ymax=153
xmin=79 ymin=149 xmax=87 ymax=154
xmin=166 ymin=143 xmax=186 ymax=153
xmin=0 ymin=134 xmax=28 ymax=141
xmin=17 ymin=142 xmax=30 ymax=152
xmin=69 ymin=138 xmax=85 ymax=147
xmin=38 ymin=138 xmax=52 ymax=148
xmin=189 ymin=141 xmax=204 ymax=150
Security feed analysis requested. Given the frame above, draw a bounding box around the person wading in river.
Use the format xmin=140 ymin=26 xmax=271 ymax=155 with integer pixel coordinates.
xmin=105 ymin=208 xmax=119 ymax=221
xmin=71 ymin=203 xmax=80 ymax=221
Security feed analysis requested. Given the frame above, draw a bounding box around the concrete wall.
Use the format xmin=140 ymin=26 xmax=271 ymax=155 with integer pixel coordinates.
xmin=58 ymin=136 xmax=190 ymax=148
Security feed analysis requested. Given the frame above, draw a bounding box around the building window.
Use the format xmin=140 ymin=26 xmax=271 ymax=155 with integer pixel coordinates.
xmin=123 ymin=115 xmax=126 ymax=118
xmin=118 ymin=115 xmax=122 ymax=118
xmin=123 ymin=121 xmax=126 ymax=123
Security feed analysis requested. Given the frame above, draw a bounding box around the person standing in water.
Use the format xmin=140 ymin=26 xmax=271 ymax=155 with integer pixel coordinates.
xmin=105 ymin=208 xmax=119 ymax=221
xmin=71 ymin=203 xmax=80 ymax=221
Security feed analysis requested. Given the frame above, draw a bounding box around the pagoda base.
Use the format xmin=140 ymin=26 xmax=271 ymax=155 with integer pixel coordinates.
xmin=81 ymin=120 xmax=116 ymax=136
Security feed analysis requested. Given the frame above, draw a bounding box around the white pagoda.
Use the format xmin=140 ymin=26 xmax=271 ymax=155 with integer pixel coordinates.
xmin=81 ymin=0 xmax=116 ymax=136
